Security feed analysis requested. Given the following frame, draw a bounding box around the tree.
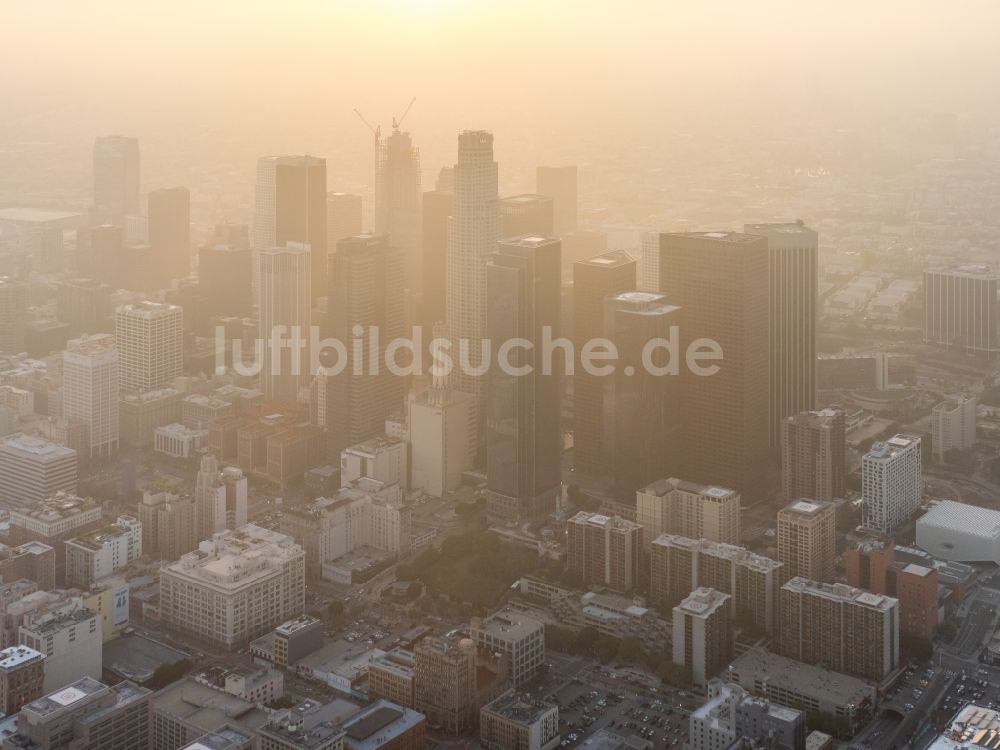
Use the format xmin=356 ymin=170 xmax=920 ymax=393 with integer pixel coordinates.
xmin=901 ymin=634 xmax=933 ymax=662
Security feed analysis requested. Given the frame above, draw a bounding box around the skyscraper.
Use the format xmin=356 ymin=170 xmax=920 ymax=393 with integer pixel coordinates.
xmin=924 ymin=265 xmax=1000 ymax=354
xmin=781 ymin=408 xmax=845 ymax=503
xmin=148 ymin=186 xmax=191 ymax=282
xmin=319 ymin=234 xmax=406 ymax=459
xmin=776 ymin=498 xmax=837 ymax=583
xmin=326 ymin=192 xmax=363 ymax=250
xmin=635 ymin=478 xmax=741 ymax=546
xmin=421 ymin=188 xmax=453 ymax=330
xmin=115 ymin=301 xmax=184 ymax=392
xmin=93 ymin=135 xmax=140 ymax=225
xmin=861 ymin=434 xmax=923 ymax=534
xmin=536 ymin=165 xmax=577 ymax=237
xmin=258 ymin=244 xmax=312 ymax=402
xmin=499 ymin=194 xmax=554 ymax=238
xmin=485 ymin=235 xmax=562 ymax=522
xmin=0 ymin=277 xmax=28 ymax=355
xmin=253 ymin=156 xmax=327 ymax=302
xmin=745 ymin=221 xmax=818 ymax=446
xmin=572 ymin=251 xmax=636 ymax=476
xmin=445 ymin=131 xmax=502 ymax=454
xmin=672 ymin=587 xmax=732 ymax=686
xmin=603 ymin=291 xmax=682 ymax=497
xmin=638 ymin=230 xmax=661 ymax=292
xmin=63 ymin=334 xmax=119 ymax=461
xmin=81 ymin=224 xmax=124 ymax=288
xmin=375 ymin=129 xmax=422 ymax=313
xmin=57 ymin=278 xmax=111 ymax=337
xmin=658 ymin=232 xmax=769 ymax=503
xmin=566 ymin=511 xmax=642 ymax=592
xmin=199 ymin=224 xmax=253 ymax=319
xmin=194 ymin=454 xmax=248 ymax=540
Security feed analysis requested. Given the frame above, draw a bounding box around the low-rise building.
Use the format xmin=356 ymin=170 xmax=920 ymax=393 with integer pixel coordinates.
xmin=257 ymin=699 xmax=353 ymax=750
xmin=688 ymin=680 xmax=805 ymax=750
xmin=472 ymin=609 xmax=545 ymax=687
xmin=342 ymin=700 xmax=426 ymax=750
xmin=480 ymin=691 xmax=559 ymax=750
xmin=0 ymin=542 xmax=55 ymax=591
xmin=154 ymin=422 xmax=209 ymax=458
xmin=367 ymin=648 xmax=415 ymax=707
xmin=18 ymin=594 xmax=102 ymax=692
xmin=0 ymin=646 xmax=45 ymax=716
xmin=64 ymin=515 xmax=142 ymax=588
xmin=150 ymin=677 xmax=271 ymax=750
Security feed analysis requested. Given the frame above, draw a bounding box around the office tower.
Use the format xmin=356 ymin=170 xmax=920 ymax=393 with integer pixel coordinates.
xmin=63 ymin=333 xmax=119 ymax=461
xmin=924 ymin=265 xmax=1000 ymax=354
xmin=861 ymin=434 xmax=922 ymax=534
xmin=745 ymin=221 xmax=819 ymax=446
xmin=139 ymin=490 xmax=198 ymax=561
xmin=57 ymin=278 xmax=111 ymax=337
xmin=0 ymin=646 xmax=45 ymax=716
xmin=1 ymin=678 xmax=150 ymax=750
xmin=257 ymin=244 xmax=312 ymax=401
xmin=638 ymin=230 xmax=661 ymax=292
xmin=199 ymin=225 xmax=253 ymax=319
xmin=658 ymin=232 xmax=769 ymax=502
xmin=777 ymin=499 xmax=837 ymax=583
xmin=0 ymin=543 xmax=55 ymax=591
xmin=445 ymin=130 xmax=502 ymax=454
xmin=375 ymin=129 xmax=423 ymax=310
xmin=0 ymin=437 xmax=77 ymax=509
xmin=781 ymin=408 xmax=846 ymax=503
xmin=342 ymin=700 xmax=426 ymax=750
xmin=413 ymin=636 xmax=477 ymax=734
xmin=195 ymin=454 xmax=228 ymax=540
xmin=572 ymin=251 xmax=636 ymax=475
xmin=472 ymin=609 xmax=546 ymax=687
xmin=0 ymin=278 xmax=28 ymax=355
xmin=82 ymin=224 xmax=125 ymax=288
xmin=341 ymin=436 xmax=408 ymax=489
xmin=535 ymin=165 xmax=577 ymax=236
xmin=500 ymin=194 xmax=554 ymax=238
xmin=779 ymin=578 xmax=899 ymax=681
xmin=253 ymin=155 xmax=327 ymax=302
xmin=635 ymin=478 xmax=741 ymax=546
xmin=480 ymin=692 xmax=559 ymax=750
xmin=318 ymin=234 xmax=406 ymax=459
xmin=485 ymin=236 xmax=562 ymax=522
xmin=326 ymin=192 xmax=363 ymax=250
xmin=603 ymin=292 xmax=682 ymax=496
xmin=158 ymin=525 xmax=305 ymax=649
xmin=687 ymin=681 xmax=805 ymax=750
xmin=672 ymin=587 xmax=731 ymax=686
xmin=566 ymin=511 xmax=642 ymax=592
xmin=649 ymin=535 xmax=783 ymax=634
xmin=421 ymin=188 xmax=453 ymax=330
xmin=115 ymin=301 xmax=183 ymax=392
xmin=931 ymin=393 xmax=977 ymax=462
xmin=148 ymin=186 xmax=191 ymax=281
xmin=407 ymin=368 xmax=476 ymax=497
xmin=93 ymin=135 xmax=140 ymax=225
xmin=64 ymin=515 xmax=142 ymax=588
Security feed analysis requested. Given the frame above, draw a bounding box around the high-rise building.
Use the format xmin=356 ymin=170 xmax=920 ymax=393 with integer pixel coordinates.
xmin=445 ymin=131 xmax=502 ymax=455
xmin=672 ymin=587 xmax=732 ymax=686
xmin=745 ymin=221 xmax=818 ymax=446
xmin=602 ymin=292 xmax=682 ymax=497
xmin=253 ymin=155 xmax=327 ymax=302
xmin=375 ymin=129 xmax=422 ymax=312
xmin=780 ymin=408 xmax=845 ymax=503
xmin=326 ymin=192 xmax=363 ymax=251
xmin=257 ymin=244 xmax=312 ymax=401
xmin=658 ymin=232 xmax=769 ymax=502
xmin=148 ymin=186 xmax=191 ymax=282
xmin=931 ymin=393 xmax=977 ymax=462
xmin=635 ymin=478 xmax=741 ymax=547
xmin=0 ymin=437 xmax=78 ymax=510
xmin=158 ymin=525 xmax=305 ymax=649
xmin=535 ymin=165 xmax=577 ymax=237
xmin=472 ymin=609 xmax=546 ymax=687
xmin=895 ymin=563 xmax=939 ymax=641
xmin=779 ymin=578 xmax=899 ymax=681
xmin=319 ymin=234 xmax=406 ymax=459
xmin=138 ymin=490 xmax=198 ymax=561
xmin=9 ymin=491 xmax=102 ymax=582
xmin=407 ymin=369 xmax=475 ymax=498
xmin=687 ymin=680 xmax=806 ymax=750
xmin=0 ymin=646 xmax=45 ymax=717
xmin=81 ymin=224 xmax=125 ymax=289
xmin=63 ymin=333 xmax=119 ymax=461
xmin=571 ymin=250 xmax=636 ymax=476
xmin=93 ymin=135 xmax=140 ymax=225
xmin=480 ymin=691 xmax=559 ymax=750
xmin=57 ymin=278 xmax=111 ymax=337
xmin=199 ymin=224 xmax=253 ymax=320
xmin=777 ymin=499 xmax=837 ymax=583
xmin=638 ymin=230 xmax=661 ymax=293
xmin=194 ymin=454 xmax=248 ymax=541
xmin=924 ymin=265 xmax=1000 ymax=354
xmin=115 ymin=301 xmax=183 ymax=392
xmin=420 ymin=189 xmax=453 ymax=330
xmin=0 ymin=278 xmax=28 ymax=355
xmin=485 ymin=236 xmax=562 ymax=522
xmin=341 ymin=436 xmax=408 ymax=489
xmin=861 ymin=434 xmax=923 ymax=534
xmin=566 ymin=512 xmax=642 ymax=592
xmin=649 ymin=535 xmax=783 ymax=634
xmin=64 ymin=515 xmax=142 ymax=588
xmin=413 ymin=636 xmax=477 ymax=735
xmin=499 ymin=195 xmax=554 ymax=239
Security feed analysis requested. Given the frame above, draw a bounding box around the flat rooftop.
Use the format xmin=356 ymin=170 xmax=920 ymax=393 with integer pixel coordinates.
xmin=475 ymin=609 xmax=545 ymax=641
xmin=929 ymin=703 xmax=1000 ymax=749
xmin=483 ymin=692 xmax=556 ymax=724
xmin=782 ymin=577 xmax=897 ymax=611
xmin=730 ymin=647 xmax=876 ymax=708
xmin=675 ymin=587 xmax=729 ymax=617
xmin=343 ymin=700 xmax=424 ymax=749
xmin=575 ymin=250 xmax=635 ymax=269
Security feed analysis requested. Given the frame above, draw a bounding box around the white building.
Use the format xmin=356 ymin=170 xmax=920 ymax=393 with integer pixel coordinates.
xmin=916 ymin=499 xmax=1000 ymax=565
xmin=472 ymin=609 xmax=545 ymax=687
xmin=687 ymin=680 xmax=804 ymax=750
xmin=672 ymin=587 xmax=731 ymax=686
xmin=407 ymin=368 xmax=476 ymax=498
xmin=17 ymin=594 xmax=102 ymax=693
xmin=64 ymin=515 xmax=142 ymax=588
xmin=932 ymin=394 xmax=977 ymax=462
xmin=375 ymin=128 xmax=423 ymax=308
xmin=158 ymin=524 xmax=305 ymax=649
xmin=194 ymin=454 xmax=248 ymax=540
xmin=480 ymin=691 xmax=559 ymax=750
xmin=115 ymin=301 xmax=183 ymax=393
xmin=0 ymin=435 xmax=77 ymax=509
xmin=341 ymin=436 xmax=408 ymax=490
xmin=861 ymin=434 xmax=923 ymax=534
xmin=257 ymin=243 xmax=311 ymax=401
xmin=636 ymin=478 xmax=741 ymax=546
xmin=63 ymin=334 xmax=119 ymax=461
xmin=638 ymin=229 xmax=660 ymax=293
xmin=154 ymin=423 xmax=207 ymax=458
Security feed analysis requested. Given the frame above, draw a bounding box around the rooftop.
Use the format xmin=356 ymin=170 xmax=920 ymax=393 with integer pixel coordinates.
xmin=651 ymin=535 xmax=782 ymax=574
xmin=639 ymin=477 xmax=738 ymax=500
xmin=475 ymin=609 xmax=545 ymax=641
xmin=342 ymin=700 xmax=424 ymax=749
xmin=730 ymin=647 xmax=876 ymax=708
xmin=781 ymin=498 xmax=833 ymax=517
xmin=0 ymin=434 xmax=77 ymax=462
xmin=163 ymin=525 xmax=303 ymax=589
xmin=929 ymin=703 xmax=1000 ymax=749
xmin=259 ymin=699 xmax=354 ymax=750
xmin=675 ymin=587 xmax=730 ymax=617
xmin=0 ymin=646 xmax=43 ymax=671
xmin=575 ymin=250 xmax=635 ymax=269
xmin=482 ymin=692 xmax=556 ymax=725
xmin=151 ymin=677 xmax=269 ymax=736
xmin=782 ymin=577 xmax=897 ymax=611
xmin=918 ymin=500 xmax=1000 ymax=540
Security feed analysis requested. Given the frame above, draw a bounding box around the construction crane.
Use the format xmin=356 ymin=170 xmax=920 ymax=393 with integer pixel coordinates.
xmin=391 ymin=97 xmax=416 ymax=131
xmin=353 ymin=108 xmax=381 ymax=145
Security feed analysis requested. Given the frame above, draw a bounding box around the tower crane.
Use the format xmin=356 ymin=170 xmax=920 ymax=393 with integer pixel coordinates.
xmin=391 ymin=97 xmax=416 ymax=131
xmin=353 ymin=109 xmax=381 ymax=145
